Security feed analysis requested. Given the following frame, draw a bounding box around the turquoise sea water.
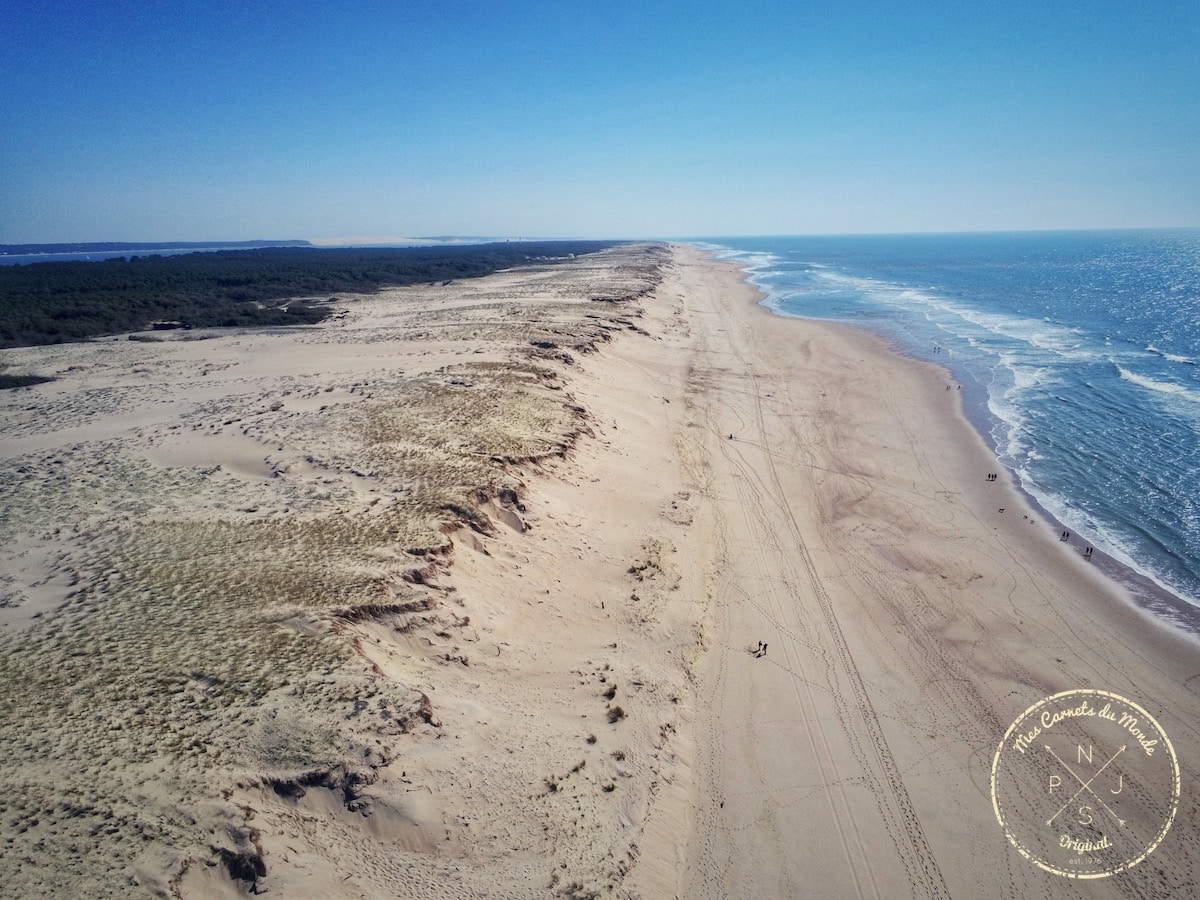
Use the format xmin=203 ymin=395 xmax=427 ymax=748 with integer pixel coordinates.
xmin=700 ymin=231 xmax=1200 ymax=614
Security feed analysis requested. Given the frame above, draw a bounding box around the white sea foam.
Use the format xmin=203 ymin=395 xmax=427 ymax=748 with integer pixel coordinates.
xmin=1006 ymin=362 xmax=1053 ymax=393
xmin=1147 ymin=344 xmax=1196 ymax=365
xmin=862 ymin=284 xmax=1106 ymax=366
xmin=985 ymin=390 xmax=1028 ymax=462
xmin=1032 ymin=482 xmax=1198 ymax=608
xmin=1117 ymin=367 xmax=1200 ymax=405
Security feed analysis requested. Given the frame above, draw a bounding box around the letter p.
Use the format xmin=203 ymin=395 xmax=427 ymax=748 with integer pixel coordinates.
xmin=1048 ymin=775 xmax=1061 ymax=794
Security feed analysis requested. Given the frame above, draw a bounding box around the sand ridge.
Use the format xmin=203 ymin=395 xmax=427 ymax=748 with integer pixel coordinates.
xmin=0 ymin=244 xmax=694 ymax=897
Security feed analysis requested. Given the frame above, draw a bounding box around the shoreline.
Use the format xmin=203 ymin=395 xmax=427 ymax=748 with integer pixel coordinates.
xmin=727 ymin=245 xmax=1200 ymax=660
xmin=669 ymin=244 xmax=1199 ymax=898
xmin=727 ymin=251 xmax=1200 ymax=639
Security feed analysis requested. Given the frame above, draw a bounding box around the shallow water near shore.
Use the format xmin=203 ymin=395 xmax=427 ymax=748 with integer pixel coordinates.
xmin=701 ymin=230 xmax=1200 ymax=613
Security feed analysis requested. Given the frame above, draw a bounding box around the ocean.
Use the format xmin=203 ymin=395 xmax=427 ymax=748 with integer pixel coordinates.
xmin=700 ymin=230 xmax=1200 ymax=619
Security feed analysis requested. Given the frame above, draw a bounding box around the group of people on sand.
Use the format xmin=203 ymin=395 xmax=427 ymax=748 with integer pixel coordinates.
xmin=990 ymin=472 xmax=1095 ymax=560
xmin=752 ymin=640 xmax=768 ymax=658
xmin=1059 ymin=529 xmax=1095 ymax=558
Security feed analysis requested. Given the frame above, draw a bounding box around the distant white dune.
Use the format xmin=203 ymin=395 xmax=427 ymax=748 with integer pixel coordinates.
xmin=308 ymin=235 xmax=507 ymax=247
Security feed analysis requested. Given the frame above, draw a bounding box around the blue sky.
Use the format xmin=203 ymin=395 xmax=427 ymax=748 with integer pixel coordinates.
xmin=2 ymin=0 xmax=1197 ymax=241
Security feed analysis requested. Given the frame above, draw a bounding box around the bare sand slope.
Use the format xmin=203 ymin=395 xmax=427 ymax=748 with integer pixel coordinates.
xmin=662 ymin=246 xmax=1200 ymax=899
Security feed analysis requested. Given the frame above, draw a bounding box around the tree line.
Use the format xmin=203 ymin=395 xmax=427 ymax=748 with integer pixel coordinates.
xmin=0 ymin=242 xmax=618 ymax=348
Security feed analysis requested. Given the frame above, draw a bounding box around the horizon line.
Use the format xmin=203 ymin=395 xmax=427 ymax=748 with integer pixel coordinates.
xmin=4 ymin=224 xmax=1199 ymax=249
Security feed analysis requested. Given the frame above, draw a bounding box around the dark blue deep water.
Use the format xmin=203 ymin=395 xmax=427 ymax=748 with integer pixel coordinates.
xmin=701 ymin=231 xmax=1200 ymax=610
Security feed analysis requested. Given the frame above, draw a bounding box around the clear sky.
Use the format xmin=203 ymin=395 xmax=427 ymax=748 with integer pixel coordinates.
xmin=2 ymin=0 xmax=1197 ymax=242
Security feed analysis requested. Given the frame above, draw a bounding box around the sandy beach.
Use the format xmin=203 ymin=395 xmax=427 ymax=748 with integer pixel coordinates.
xmin=1 ymin=243 xmax=1197 ymax=897
xmin=655 ymin=248 xmax=1200 ymax=899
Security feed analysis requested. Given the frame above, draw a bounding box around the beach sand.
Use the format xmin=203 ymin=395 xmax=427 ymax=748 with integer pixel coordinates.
xmin=1 ymin=243 xmax=1197 ymax=897
xmin=653 ymin=247 xmax=1200 ymax=899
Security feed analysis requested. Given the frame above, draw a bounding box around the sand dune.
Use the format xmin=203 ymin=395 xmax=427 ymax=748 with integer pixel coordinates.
xmin=1 ymin=243 xmax=1197 ymax=897
xmin=0 ymin=246 xmax=683 ymax=897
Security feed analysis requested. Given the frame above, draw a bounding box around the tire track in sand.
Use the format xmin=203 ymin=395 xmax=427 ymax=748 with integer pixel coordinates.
xmin=684 ymin=262 xmax=951 ymax=898
xmin=684 ymin=279 xmax=880 ymax=898
xmin=738 ymin=323 xmax=951 ymax=900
